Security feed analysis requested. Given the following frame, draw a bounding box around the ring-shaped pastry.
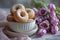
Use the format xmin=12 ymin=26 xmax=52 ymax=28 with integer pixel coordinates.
xmin=26 ymin=8 xmax=35 ymax=19
xmin=13 ymin=9 xmax=28 ymax=22
xmin=11 ymin=4 xmax=25 ymax=16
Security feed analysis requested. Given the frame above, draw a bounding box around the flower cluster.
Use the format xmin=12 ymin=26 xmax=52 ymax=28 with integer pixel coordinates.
xmin=49 ymin=4 xmax=59 ymax=34
xmin=33 ymin=4 xmax=59 ymax=37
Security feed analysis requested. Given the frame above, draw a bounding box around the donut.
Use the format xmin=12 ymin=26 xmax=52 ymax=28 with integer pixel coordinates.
xmin=13 ymin=9 xmax=28 ymax=22
xmin=11 ymin=4 xmax=25 ymax=16
xmin=26 ymin=8 xmax=35 ymax=19
xmin=7 ymin=15 xmax=15 ymax=22
xmin=28 ymin=19 xmax=33 ymax=22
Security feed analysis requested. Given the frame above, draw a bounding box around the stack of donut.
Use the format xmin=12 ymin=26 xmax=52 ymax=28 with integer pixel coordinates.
xmin=7 ymin=4 xmax=35 ymax=22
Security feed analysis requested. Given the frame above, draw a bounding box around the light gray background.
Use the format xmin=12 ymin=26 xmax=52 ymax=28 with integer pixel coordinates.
xmin=0 ymin=0 xmax=32 ymax=8
xmin=0 ymin=0 xmax=60 ymax=8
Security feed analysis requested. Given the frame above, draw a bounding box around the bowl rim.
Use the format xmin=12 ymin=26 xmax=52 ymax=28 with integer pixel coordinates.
xmin=7 ymin=20 xmax=35 ymax=23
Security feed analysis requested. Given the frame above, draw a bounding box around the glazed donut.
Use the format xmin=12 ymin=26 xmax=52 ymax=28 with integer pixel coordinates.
xmin=28 ymin=19 xmax=33 ymax=22
xmin=13 ymin=9 xmax=28 ymax=22
xmin=11 ymin=4 xmax=25 ymax=16
xmin=7 ymin=15 xmax=15 ymax=22
xmin=26 ymin=8 xmax=35 ymax=19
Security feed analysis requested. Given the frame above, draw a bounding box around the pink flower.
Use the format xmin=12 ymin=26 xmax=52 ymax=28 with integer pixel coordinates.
xmin=48 ymin=4 xmax=56 ymax=11
xmin=38 ymin=8 xmax=47 ymax=16
xmin=51 ymin=26 xmax=58 ymax=34
xmin=37 ymin=29 xmax=46 ymax=37
xmin=39 ymin=20 xmax=49 ymax=30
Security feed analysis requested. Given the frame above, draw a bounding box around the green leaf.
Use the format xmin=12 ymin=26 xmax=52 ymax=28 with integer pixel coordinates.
xmin=58 ymin=22 xmax=60 ymax=30
xmin=33 ymin=0 xmax=48 ymax=8
xmin=56 ymin=7 xmax=60 ymax=15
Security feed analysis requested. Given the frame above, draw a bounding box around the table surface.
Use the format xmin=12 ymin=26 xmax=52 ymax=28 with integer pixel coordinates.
xmin=1 ymin=8 xmax=60 ymax=40
xmin=32 ymin=31 xmax=60 ymax=40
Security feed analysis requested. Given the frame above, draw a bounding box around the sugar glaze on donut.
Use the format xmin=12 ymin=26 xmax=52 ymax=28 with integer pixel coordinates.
xmin=11 ymin=4 xmax=25 ymax=16
xmin=26 ymin=8 xmax=35 ymax=19
xmin=13 ymin=9 xmax=28 ymax=22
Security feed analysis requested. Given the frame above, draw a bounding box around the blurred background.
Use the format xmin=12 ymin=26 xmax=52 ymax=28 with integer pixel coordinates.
xmin=0 ymin=0 xmax=32 ymax=8
xmin=0 ymin=0 xmax=60 ymax=8
xmin=0 ymin=0 xmax=60 ymax=17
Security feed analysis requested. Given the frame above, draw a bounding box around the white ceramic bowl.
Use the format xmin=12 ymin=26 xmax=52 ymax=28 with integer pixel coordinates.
xmin=19 ymin=25 xmax=38 ymax=36
xmin=8 ymin=20 xmax=35 ymax=33
xmin=4 ymin=24 xmax=38 ymax=36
